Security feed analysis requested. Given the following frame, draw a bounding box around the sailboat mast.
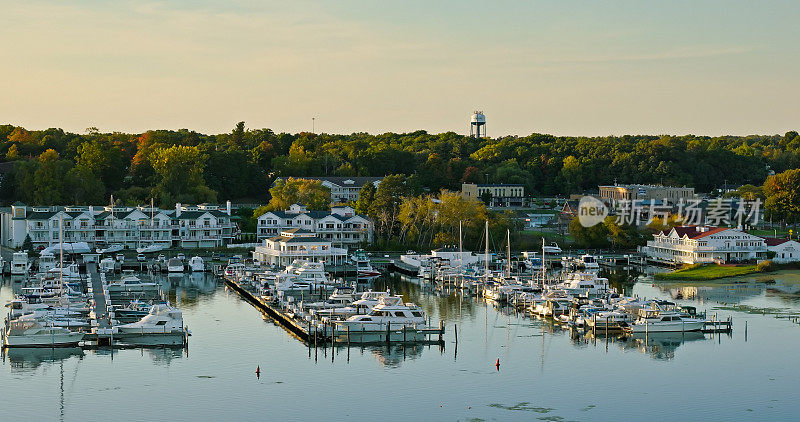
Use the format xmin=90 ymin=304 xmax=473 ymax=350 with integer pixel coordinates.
xmin=506 ymin=229 xmax=511 ymax=278
xmin=484 ymin=220 xmax=489 ymax=282
xmin=541 ymin=237 xmax=546 ymax=286
xmin=59 ymin=214 xmax=64 ymax=297
xmin=458 ymin=220 xmax=463 ymax=269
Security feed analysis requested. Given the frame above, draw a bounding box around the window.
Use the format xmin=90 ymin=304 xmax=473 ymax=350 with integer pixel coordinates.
xmin=411 ymin=312 xmax=423 ymax=317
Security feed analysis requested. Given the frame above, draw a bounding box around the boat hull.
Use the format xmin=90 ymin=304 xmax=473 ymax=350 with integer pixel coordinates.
xmin=627 ymin=321 xmax=705 ymax=333
xmin=4 ymin=332 xmax=85 ymax=348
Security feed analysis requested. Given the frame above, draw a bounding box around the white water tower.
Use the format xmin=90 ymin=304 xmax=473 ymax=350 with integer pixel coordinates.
xmin=470 ymin=111 xmax=486 ymax=138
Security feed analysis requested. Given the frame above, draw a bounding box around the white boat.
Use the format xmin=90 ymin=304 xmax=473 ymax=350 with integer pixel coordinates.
xmin=578 ymin=254 xmax=600 ymax=269
xmin=107 ymin=271 xmax=160 ymax=293
xmin=11 ymin=252 xmax=30 ymax=275
xmin=99 ymin=257 xmax=116 ymax=273
xmin=37 ymin=252 xmax=57 ymax=273
xmin=96 ymin=244 xmax=125 ymax=254
xmin=542 ymin=243 xmax=562 ymax=254
xmin=4 ymin=321 xmax=85 ymax=347
xmin=334 ymin=296 xmax=426 ymax=330
xmin=40 ymin=242 xmax=91 ymax=256
xmin=351 ymin=251 xmax=381 ymax=278
xmin=585 ymin=310 xmax=634 ymax=330
xmin=136 ymin=243 xmax=168 ymax=254
xmin=224 ymin=263 xmax=245 ymax=277
xmin=312 ymin=290 xmax=390 ymax=318
xmin=555 ymin=272 xmax=610 ymax=297
xmin=167 ymin=258 xmax=184 ymax=273
xmin=625 ymin=309 xmax=706 ymax=333
xmin=188 ymin=256 xmax=204 ymax=272
xmin=327 ymin=286 xmax=360 ymax=305
xmin=116 ymin=304 xmax=185 ymax=335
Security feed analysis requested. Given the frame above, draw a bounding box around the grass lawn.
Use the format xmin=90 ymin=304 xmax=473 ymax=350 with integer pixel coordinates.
xmin=654 ymin=264 xmax=760 ymax=281
xmin=747 ymin=229 xmax=792 ymax=238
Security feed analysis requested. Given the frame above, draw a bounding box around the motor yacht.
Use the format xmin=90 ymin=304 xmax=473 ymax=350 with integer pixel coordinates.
xmin=188 ymin=256 xmax=204 ymax=272
xmin=578 ymin=254 xmax=600 ymax=269
xmin=167 ymin=258 xmax=184 ymax=273
xmin=116 ymin=303 xmax=185 ymax=335
xmin=584 ymin=310 xmax=634 ymax=331
xmin=555 ymin=272 xmax=610 ymax=297
xmin=4 ymin=321 xmax=85 ymax=347
xmin=224 ymin=262 xmax=246 ymax=277
xmin=96 ymin=244 xmax=124 ymax=254
xmin=351 ymin=250 xmax=381 ymax=278
xmin=335 ymin=296 xmax=426 ymax=330
xmin=11 ymin=252 xmax=30 ymax=275
xmin=136 ymin=243 xmax=168 ymax=254
xmin=99 ymin=257 xmax=116 ymax=273
xmin=625 ymin=309 xmax=706 ymax=333
xmin=37 ymin=252 xmax=57 ymax=273
xmin=107 ymin=271 xmax=160 ymax=294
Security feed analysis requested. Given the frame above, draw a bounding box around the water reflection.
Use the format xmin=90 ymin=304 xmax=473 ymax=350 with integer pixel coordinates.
xmin=3 ymin=347 xmax=84 ymax=372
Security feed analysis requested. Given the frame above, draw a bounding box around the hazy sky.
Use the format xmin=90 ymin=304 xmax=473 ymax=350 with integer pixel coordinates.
xmin=1 ymin=0 xmax=798 ymax=136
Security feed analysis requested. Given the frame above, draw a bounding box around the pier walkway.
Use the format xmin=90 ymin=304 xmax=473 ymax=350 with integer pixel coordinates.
xmin=86 ymin=262 xmax=112 ymax=344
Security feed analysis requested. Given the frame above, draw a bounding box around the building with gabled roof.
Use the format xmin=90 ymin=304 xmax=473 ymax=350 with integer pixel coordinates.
xmin=646 ymin=226 xmax=767 ymax=265
xmin=0 ymin=201 xmax=237 ymax=249
xmin=256 ymin=203 xmax=373 ymax=247
xmin=759 ymin=237 xmax=800 ymax=263
xmin=252 ymin=228 xmax=348 ymax=267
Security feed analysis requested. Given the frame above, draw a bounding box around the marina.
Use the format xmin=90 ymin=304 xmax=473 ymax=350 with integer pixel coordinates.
xmin=2 ymin=253 xmax=800 ymax=420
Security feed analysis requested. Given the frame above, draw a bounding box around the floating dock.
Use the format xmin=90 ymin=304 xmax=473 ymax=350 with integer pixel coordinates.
xmin=223 ymin=276 xmax=445 ymax=345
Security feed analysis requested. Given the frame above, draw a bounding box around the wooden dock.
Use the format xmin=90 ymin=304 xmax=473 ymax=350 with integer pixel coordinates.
xmin=223 ymin=276 xmax=445 ymax=345
xmin=86 ymin=262 xmax=113 ymax=345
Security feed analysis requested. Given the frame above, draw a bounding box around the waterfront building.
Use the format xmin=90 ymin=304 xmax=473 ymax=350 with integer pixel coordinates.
xmin=461 ymin=183 xmax=525 ymax=207
xmin=599 ymin=183 xmax=695 ymax=205
xmin=255 ymin=203 xmax=373 ymax=248
xmin=761 ymin=237 xmax=800 ymax=263
xmin=252 ymin=228 xmax=348 ymax=267
xmin=272 ymin=176 xmax=383 ymax=204
xmin=646 ymin=226 xmax=767 ymax=264
xmin=0 ymin=202 xmax=236 ymax=250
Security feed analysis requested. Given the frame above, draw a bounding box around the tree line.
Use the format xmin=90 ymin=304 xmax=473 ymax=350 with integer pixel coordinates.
xmin=2 ymin=123 xmax=799 ymax=208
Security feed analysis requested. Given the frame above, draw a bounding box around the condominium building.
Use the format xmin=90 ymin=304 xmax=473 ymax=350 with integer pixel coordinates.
xmin=599 ymin=184 xmax=695 ymax=205
xmin=461 ymin=183 xmax=525 ymax=207
xmin=646 ymin=226 xmax=767 ymax=264
xmin=0 ymin=202 xmax=237 ymax=250
xmin=256 ymin=203 xmax=373 ymax=248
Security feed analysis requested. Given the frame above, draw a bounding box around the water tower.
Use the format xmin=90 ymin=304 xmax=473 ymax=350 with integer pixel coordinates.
xmin=470 ymin=111 xmax=486 ymax=138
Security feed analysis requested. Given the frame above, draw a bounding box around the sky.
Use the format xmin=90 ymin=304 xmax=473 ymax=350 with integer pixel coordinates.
xmin=1 ymin=0 xmax=798 ymax=137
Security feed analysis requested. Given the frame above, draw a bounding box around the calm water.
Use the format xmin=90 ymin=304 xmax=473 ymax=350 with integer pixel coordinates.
xmin=1 ymin=270 xmax=799 ymax=421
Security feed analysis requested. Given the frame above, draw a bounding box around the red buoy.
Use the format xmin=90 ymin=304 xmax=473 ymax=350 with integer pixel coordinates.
xmin=495 ymin=358 xmax=500 ymax=369
xmin=255 ymin=365 xmax=261 ymax=378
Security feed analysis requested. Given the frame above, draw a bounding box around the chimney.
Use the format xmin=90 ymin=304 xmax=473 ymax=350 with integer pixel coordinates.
xmin=175 ymin=202 xmax=181 ymax=218
xmin=226 ymin=200 xmax=232 ymax=216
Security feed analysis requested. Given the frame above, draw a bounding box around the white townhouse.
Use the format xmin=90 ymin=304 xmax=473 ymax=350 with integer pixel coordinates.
xmin=646 ymin=226 xmax=768 ymax=265
xmin=252 ymin=228 xmax=348 ymax=267
xmin=256 ymin=204 xmax=373 ymax=248
xmin=0 ymin=202 xmax=236 ymax=250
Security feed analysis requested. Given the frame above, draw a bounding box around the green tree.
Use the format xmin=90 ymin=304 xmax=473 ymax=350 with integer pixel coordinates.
xmin=264 ymin=178 xmax=330 ymax=211
xmin=764 ymin=169 xmax=800 ymax=223
xmin=150 ymin=145 xmax=215 ymax=206
xmin=355 ymin=182 xmax=376 ymax=215
xmin=569 ymin=217 xmax=610 ymax=248
xmin=33 ymin=149 xmax=71 ymax=205
xmin=21 ymin=234 xmax=34 ymax=255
